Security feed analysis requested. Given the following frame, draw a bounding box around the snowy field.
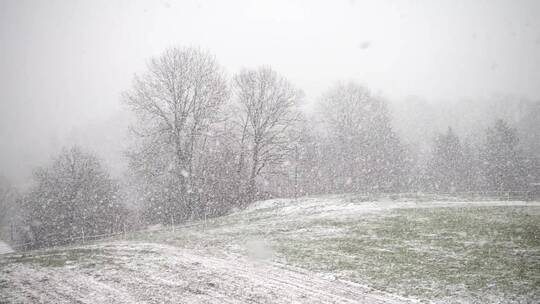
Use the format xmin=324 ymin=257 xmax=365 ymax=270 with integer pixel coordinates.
xmin=0 ymin=242 xmax=409 ymax=304
xmin=0 ymin=241 xmax=13 ymax=255
xmin=1 ymin=195 xmax=539 ymax=303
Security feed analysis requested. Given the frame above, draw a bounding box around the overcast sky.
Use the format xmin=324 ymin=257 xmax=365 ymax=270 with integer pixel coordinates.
xmin=1 ymin=0 xmax=540 ymax=187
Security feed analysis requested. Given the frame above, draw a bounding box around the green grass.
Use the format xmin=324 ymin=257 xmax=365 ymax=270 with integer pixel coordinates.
xmin=0 ymin=248 xmax=108 ymax=268
xmin=275 ymin=206 xmax=540 ymax=302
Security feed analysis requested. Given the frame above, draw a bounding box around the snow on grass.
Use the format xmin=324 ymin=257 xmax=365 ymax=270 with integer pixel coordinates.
xmin=139 ymin=196 xmax=540 ymax=303
xmin=276 ymin=206 xmax=539 ymax=303
xmin=0 ymin=242 xmax=410 ymax=304
xmin=1 ymin=195 xmax=539 ymax=303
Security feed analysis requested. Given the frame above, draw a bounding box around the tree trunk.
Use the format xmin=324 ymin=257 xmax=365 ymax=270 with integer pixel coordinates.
xmin=248 ymin=143 xmax=260 ymax=203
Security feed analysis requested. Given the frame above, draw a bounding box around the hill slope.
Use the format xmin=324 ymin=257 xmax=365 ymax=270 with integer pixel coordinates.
xmin=1 ymin=242 xmax=410 ymax=303
xmin=1 ymin=195 xmax=539 ymax=303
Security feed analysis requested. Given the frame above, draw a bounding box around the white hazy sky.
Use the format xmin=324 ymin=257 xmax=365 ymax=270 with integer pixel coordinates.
xmin=1 ymin=0 xmax=540 ymax=187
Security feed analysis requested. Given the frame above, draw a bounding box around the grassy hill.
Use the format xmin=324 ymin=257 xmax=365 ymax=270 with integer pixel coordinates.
xmin=1 ymin=195 xmax=539 ymax=303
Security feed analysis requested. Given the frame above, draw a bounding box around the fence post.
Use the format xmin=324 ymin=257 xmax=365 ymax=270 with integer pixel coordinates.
xmin=81 ymin=227 xmax=85 ymax=244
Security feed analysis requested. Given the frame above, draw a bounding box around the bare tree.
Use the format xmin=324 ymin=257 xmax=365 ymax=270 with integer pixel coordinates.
xmin=123 ymin=47 xmax=229 ymax=221
xmin=315 ymin=82 xmax=407 ymax=192
xmin=232 ymin=67 xmax=303 ymax=201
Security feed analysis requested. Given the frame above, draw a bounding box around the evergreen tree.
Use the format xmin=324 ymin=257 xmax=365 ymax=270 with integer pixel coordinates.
xmin=481 ymin=119 xmax=527 ymax=191
xmin=460 ymin=139 xmax=481 ymax=191
xmin=517 ymin=101 xmax=540 ymax=186
xmin=427 ymin=127 xmax=464 ymax=192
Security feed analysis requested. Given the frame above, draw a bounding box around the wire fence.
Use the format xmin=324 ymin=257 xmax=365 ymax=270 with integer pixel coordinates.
xmin=7 ymin=220 xmax=206 ymax=252
xmin=384 ymin=190 xmax=536 ymax=200
xmin=5 ymin=190 xmax=539 ymax=252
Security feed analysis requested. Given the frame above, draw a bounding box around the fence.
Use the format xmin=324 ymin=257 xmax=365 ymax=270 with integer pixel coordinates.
xmin=385 ymin=190 xmax=535 ymax=201
xmin=8 ymin=219 xmax=206 ymax=252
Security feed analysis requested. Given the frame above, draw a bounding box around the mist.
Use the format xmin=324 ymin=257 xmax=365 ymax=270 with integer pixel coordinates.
xmin=2 ymin=2 xmax=540 ymax=303
xmin=1 ymin=0 xmax=539 ymax=188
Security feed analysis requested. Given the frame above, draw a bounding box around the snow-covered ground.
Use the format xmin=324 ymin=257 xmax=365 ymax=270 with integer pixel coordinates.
xmin=0 ymin=241 xmax=13 ymax=255
xmin=248 ymin=195 xmax=540 ymax=217
xmin=1 ymin=196 xmax=539 ymax=303
xmin=0 ymin=242 xmax=411 ymax=304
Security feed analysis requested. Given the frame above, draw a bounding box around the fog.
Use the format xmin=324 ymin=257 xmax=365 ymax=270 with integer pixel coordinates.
xmin=2 ymin=3 xmax=540 ymax=302
xmin=1 ymin=0 xmax=540 ymax=188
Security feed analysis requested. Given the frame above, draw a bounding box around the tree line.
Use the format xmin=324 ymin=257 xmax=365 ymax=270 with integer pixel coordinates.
xmin=3 ymin=46 xmax=538 ymax=248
